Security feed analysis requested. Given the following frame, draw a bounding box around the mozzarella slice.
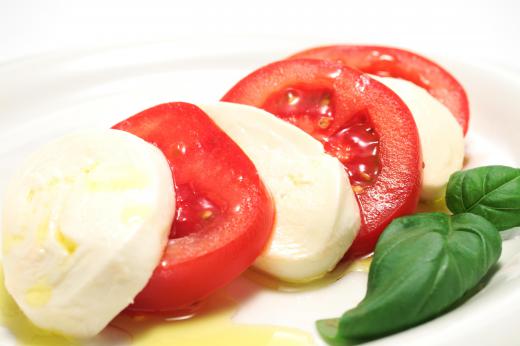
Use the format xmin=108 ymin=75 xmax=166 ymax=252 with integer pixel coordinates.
xmin=1 ymin=129 xmax=174 ymax=337
xmin=371 ymin=76 xmax=465 ymax=201
xmin=199 ymin=102 xmax=360 ymax=283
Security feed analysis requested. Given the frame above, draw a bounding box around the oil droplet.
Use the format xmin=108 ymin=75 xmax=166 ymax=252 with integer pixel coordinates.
xmin=55 ymin=228 xmax=78 ymax=255
xmin=25 ymin=280 xmax=52 ymax=308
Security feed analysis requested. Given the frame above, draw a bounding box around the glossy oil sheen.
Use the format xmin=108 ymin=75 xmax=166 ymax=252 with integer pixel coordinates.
xmin=0 ymin=266 xmax=314 ymax=346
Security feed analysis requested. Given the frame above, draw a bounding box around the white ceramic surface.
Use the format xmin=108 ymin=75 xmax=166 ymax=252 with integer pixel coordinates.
xmin=0 ymin=39 xmax=519 ymax=345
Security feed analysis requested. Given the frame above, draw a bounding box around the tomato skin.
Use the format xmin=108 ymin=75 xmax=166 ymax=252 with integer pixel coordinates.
xmin=113 ymin=102 xmax=275 ymax=312
xmin=222 ymin=59 xmax=422 ymax=258
xmin=289 ymin=45 xmax=470 ymax=134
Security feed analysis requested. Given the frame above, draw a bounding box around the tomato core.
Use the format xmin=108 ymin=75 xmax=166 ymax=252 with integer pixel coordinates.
xmin=173 ymin=183 xmax=221 ymax=239
xmin=263 ymin=85 xmax=334 ymax=138
xmin=262 ymin=85 xmax=380 ymax=189
xmin=324 ymin=114 xmax=379 ymax=188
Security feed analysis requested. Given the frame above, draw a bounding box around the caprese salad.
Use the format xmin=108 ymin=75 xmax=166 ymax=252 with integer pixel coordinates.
xmin=2 ymin=44 xmax=518 ymax=345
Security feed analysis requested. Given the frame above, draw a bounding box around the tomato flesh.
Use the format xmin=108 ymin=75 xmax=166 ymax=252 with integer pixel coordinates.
xmin=222 ymin=59 xmax=422 ymax=258
xmin=113 ymin=102 xmax=275 ymax=312
xmin=289 ymin=45 xmax=470 ymax=134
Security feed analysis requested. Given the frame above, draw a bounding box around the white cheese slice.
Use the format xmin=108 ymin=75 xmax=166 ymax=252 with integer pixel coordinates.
xmin=1 ymin=129 xmax=174 ymax=337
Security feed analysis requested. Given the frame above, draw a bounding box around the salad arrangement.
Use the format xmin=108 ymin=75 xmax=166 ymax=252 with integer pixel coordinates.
xmin=1 ymin=44 xmax=519 ymax=345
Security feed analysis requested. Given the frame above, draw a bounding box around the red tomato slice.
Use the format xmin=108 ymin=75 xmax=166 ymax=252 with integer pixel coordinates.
xmin=113 ymin=102 xmax=274 ymax=312
xmin=222 ymin=59 xmax=422 ymax=258
xmin=289 ymin=45 xmax=469 ymax=134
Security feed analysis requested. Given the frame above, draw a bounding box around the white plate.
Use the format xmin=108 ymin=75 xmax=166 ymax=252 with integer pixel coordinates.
xmin=0 ymin=38 xmax=520 ymax=346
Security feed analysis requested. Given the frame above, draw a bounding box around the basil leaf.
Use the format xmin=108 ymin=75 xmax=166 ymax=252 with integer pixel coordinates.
xmin=446 ymin=165 xmax=520 ymax=231
xmin=317 ymin=212 xmax=501 ymax=342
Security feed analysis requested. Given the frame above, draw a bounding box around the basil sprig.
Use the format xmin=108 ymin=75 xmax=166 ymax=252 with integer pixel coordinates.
xmin=317 ymin=165 xmax=513 ymax=344
xmin=317 ymin=213 xmax=501 ymax=341
xmin=446 ymin=165 xmax=520 ymax=231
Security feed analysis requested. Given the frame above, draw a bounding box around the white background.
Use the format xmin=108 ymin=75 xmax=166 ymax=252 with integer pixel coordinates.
xmin=1 ymin=0 xmax=519 ymax=70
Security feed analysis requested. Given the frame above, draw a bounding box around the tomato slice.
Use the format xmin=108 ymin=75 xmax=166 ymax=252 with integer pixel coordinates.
xmin=289 ymin=45 xmax=469 ymax=134
xmin=113 ymin=102 xmax=274 ymax=312
xmin=222 ymin=59 xmax=422 ymax=258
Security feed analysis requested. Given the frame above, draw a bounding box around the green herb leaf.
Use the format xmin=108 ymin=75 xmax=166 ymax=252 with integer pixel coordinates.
xmin=318 ymin=212 xmax=501 ymax=342
xmin=446 ymin=165 xmax=520 ymax=231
